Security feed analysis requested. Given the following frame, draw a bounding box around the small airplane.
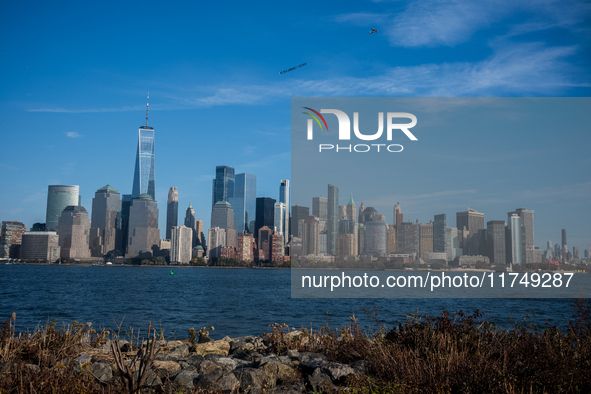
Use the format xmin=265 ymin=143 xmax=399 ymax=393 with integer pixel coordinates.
xmin=369 ymin=28 xmax=378 ymax=34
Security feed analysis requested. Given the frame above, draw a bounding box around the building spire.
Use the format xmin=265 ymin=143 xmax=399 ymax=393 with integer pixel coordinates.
xmin=145 ymin=92 xmax=149 ymax=127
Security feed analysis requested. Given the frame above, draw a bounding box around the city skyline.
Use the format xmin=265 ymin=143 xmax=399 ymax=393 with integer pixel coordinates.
xmin=1 ymin=1 xmax=590 ymax=250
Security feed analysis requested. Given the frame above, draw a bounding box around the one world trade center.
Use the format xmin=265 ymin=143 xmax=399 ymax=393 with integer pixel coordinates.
xmin=132 ymin=94 xmax=155 ymax=200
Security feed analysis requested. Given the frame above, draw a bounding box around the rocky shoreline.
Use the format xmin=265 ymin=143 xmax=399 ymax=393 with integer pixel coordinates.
xmin=4 ymin=332 xmax=366 ymax=393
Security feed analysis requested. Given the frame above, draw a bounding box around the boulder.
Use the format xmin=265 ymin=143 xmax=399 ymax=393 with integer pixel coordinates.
xmin=152 ymin=360 xmax=181 ymax=378
xmin=192 ymin=339 xmax=230 ymax=356
xmin=171 ymin=369 xmax=200 ymax=390
xmin=88 ymin=361 xmax=112 ymax=382
xmin=235 ymin=368 xmax=263 ymax=390
xmin=305 ymin=368 xmax=333 ymax=392
xmin=321 ymin=361 xmax=356 ymax=383
xmin=351 ymin=359 xmax=371 ymax=375
xmin=299 ymin=358 xmax=326 ymax=375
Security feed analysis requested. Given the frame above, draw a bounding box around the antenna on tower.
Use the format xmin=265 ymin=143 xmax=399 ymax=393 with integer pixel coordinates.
xmin=145 ymin=92 xmax=149 ymax=126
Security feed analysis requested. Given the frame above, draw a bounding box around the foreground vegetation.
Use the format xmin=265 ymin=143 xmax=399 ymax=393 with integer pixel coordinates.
xmin=1 ymin=300 xmax=590 ymax=393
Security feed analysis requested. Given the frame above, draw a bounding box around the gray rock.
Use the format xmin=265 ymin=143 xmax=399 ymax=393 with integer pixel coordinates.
xmin=133 ymin=369 xmax=161 ymax=388
xmin=285 ymin=349 xmax=299 ymax=358
xmin=198 ymin=335 xmax=213 ymax=344
xmin=298 ymin=352 xmax=327 ymax=362
xmin=196 ymin=360 xmax=221 ymax=375
xmin=211 ymin=372 xmax=239 ymax=390
xmin=115 ymin=339 xmax=131 ymax=352
xmin=299 ymin=358 xmax=326 ymax=375
xmin=277 ymin=356 xmax=292 ymax=365
xmin=183 ymin=353 xmax=204 ymax=366
xmin=88 ymin=361 xmax=112 ymax=382
xmin=168 ymin=343 xmax=189 ymax=359
xmin=101 ymin=339 xmax=112 ymax=352
xmin=351 ymin=359 xmax=371 ymax=375
xmin=75 ymin=353 xmax=92 ymax=365
xmin=194 ymin=366 xmax=224 ymax=388
xmin=233 ymin=349 xmax=263 ymax=361
xmin=171 ymin=369 xmax=200 ymax=390
xmin=221 ymin=335 xmax=233 ymax=342
xmin=152 ymin=360 xmax=181 ymax=379
xmin=321 ymin=361 xmax=356 ymax=383
xmin=235 ymin=368 xmax=263 ymax=390
xmin=305 ymin=368 xmax=333 ymax=392
xmin=213 ymin=356 xmax=237 ymax=370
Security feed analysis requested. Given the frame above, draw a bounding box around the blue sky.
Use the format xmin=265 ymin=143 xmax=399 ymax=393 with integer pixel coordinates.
xmin=1 ymin=0 xmax=590 ymax=249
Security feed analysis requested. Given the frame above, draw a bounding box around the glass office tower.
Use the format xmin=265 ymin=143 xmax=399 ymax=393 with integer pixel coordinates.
xmin=132 ymin=125 xmax=155 ymax=200
xmin=46 ymin=185 xmax=79 ymax=231
xmin=229 ymin=173 xmax=256 ymax=235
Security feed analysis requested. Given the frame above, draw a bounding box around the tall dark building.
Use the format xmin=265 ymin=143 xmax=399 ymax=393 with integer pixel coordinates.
xmin=394 ymin=203 xmax=403 ymax=227
xmin=119 ymin=194 xmax=133 ymax=255
xmin=291 ymin=205 xmax=309 ymax=238
xmin=166 ymin=187 xmax=179 ymax=240
xmin=397 ymin=222 xmax=419 ymax=256
xmin=212 ymin=165 xmax=235 ymax=206
xmin=433 ymin=214 xmax=446 ymax=253
xmin=487 ymin=221 xmax=506 ymax=265
xmin=327 ymin=184 xmax=339 ymax=256
xmin=255 ymin=197 xmax=275 ymax=243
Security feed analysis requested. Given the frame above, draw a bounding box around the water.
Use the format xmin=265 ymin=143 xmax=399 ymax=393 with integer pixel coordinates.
xmin=0 ymin=265 xmax=586 ymax=339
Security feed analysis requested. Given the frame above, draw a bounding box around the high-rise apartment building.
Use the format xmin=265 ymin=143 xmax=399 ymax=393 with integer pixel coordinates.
xmin=211 ymin=201 xmax=236 ymax=248
xmin=302 ymin=216 xmax=320 ymax=256
xmin=56 ymin=206 xmax=91 ymax=259
xmin=312 ymin=197 xmax=328 ymax=221
xmin=212 ymin=165 xmax=235 ymax=206
xmin=166 ymin=187 xmax=179 ymax=240
xmin=170 ymin=225 xmax=193 ymax=264
xmin=327 ymin=184 xmax=339 ymax=256
xmin=338 ymin=233 xmax=356 ymax=257
xmin=184 ymin=203 xmax=199 ymax=248
xmin=237 ymin=232 xmax=254 ymax=262
xmin=126 ymin=194 xmax=159 ymax=259
xmin=279 ymin=180 xmax=290 ymax=243
xmin=274 ymin=202 xmax=286 ymax=237
xmin=46 ymin=185 xmax=79 ymax=231
xmin=207 ymin=227 xmax=226 ymax=259
xmin=90 ymin=185 xmax=121 ymax=256
xmin=132 ymin=96 xmax=156 ymax=200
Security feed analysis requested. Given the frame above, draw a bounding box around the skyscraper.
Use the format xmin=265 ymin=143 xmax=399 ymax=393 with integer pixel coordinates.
xmin=229 ymin=173 xmax=256 ymax=235
xmin=508 ymin=214 xmax=522 ymax=265
xmin=290 ymin=205 xmax=309 ymax=239
xmin=487 ymin=220 xmax=506 ymax=265
xmin=327 ymin=184 xmax=339 ymax=256
xmin=433 ymin=214 xmax=446 ymax=253
xmin=346 ymin=193 xmax=357 ymax=224
xmin=274 ymin=202 xmax=286 ymax=237
xmin=171 ymin=225 xmax=193 ymax=264
xmin=255 ymin=197 xmax=275 ymax=243
xmin=184 ymin=203 xmax=199 ymax=248
xmin=508 ymin=208 xmax=534 ymax=265
xmin=279 ymin=180 xmax=290 ymax=243
xmin=166 ymin=187 xmax=179 ymax=240
xmin=398 ymin=222 xmax=419 ymax=256
xmin=212 ymin=165 xmax=235 ymax=206
xmin=456 ymin=208 xmax=485 ymax=255
xmin=56 ymin=206 xmax=91 ymax=259
xmin=90 ymin=185 xmax=121 ymax=256
xmin=46 ymin=185 xmax=79 ymax=231
xmin=211 ymin=201 xmax=236 ymax=247
xmin=419 ymin=222 xmax=433 ymax=258
xmin=312 ymin=197 xmax=328 ymax=221
xmin=132 ymin=95 xmax=156 ymax=200
xmin=126 ymin=194 xmax=159 ymax=259
xmin=394 ymin=203 xmax=403 ymax=227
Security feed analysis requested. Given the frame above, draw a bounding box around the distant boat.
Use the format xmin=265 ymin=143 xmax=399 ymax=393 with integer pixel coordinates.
xmin=170 ymin=270 xmax=174 ymax=275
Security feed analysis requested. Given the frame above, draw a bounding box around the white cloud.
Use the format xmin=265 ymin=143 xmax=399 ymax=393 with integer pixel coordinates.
xmin=66 ymin=131 xmax=81 ymax=138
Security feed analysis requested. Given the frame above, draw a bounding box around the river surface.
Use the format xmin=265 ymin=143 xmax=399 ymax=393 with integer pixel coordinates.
xmin=0 ymin=265 xmax=588 ymax=339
